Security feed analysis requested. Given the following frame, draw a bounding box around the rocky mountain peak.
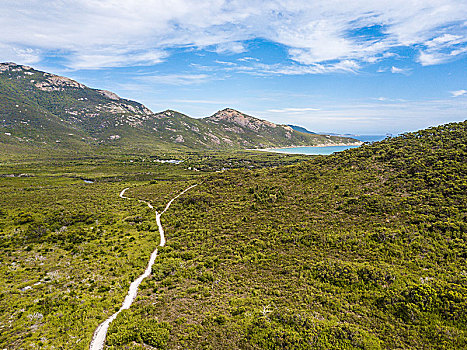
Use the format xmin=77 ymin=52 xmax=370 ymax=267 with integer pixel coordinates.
xmin=0 ymin=62 xmax=33 ymax=73
xmin=155 ymin=110 xmax=181 ymax=118
xmin=97 ymin=90 xmax=120 ymax=100
xmin=35 ymin=73 xmax=86 ymax=91
xmin=207 ymin=108 xmax=278 ymax=131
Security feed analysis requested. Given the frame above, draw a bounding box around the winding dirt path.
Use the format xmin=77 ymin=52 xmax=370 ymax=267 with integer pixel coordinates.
xmin=89 ymin=184 xmax=198 ymax=350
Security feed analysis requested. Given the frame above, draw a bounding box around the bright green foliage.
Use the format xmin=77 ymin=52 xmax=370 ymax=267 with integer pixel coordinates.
xmin=107 ymin=309 xmax=170 ymax=348
xmin=245 ymin=312 xmax=382 ymax=350
xmin=379 ymin=281 xmax=467 ymax=323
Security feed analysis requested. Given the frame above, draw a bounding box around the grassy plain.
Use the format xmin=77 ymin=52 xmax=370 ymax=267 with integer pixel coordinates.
xmin=0 ymin=150 xmax=308 ymax=348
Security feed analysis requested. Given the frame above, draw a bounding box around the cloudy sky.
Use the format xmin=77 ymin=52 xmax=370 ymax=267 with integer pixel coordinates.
xmin=2 ymin=0 xmax=467 ymax=134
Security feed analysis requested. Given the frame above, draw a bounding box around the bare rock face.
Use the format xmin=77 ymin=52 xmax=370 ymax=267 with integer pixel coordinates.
xmin=207 ymin=133 xmax=221 ymax=144
xmin=98 ymin=90 xmax=120 ymax=100
xmin=142 ymin=106 xmax=153 ymax=115
xmin=207 ymin=108 xmax=277 ymax=132
xmin=0 ymin=62 xmax=16 ymax=72
xmin=35 ymin=74 xmax=86 ymax=91
xmin=0 ymin=62 xmax=35 ymax=73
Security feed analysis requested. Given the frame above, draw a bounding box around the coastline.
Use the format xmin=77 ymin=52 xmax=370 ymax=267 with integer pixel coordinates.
xmin=247 ymin=141 xmax=363 ymax=152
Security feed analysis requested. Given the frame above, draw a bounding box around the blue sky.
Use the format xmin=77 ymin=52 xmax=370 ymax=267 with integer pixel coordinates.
xmin=1 ymin=0 xmax=467 ymax=134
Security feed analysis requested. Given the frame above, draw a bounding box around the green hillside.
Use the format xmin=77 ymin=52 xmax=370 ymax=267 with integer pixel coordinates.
xmin=0 ymin=62 xmax=359 ymax=156
xmin=109 ymin=121 xmax=466 ymax=349
xmin=0 ymin=70 xmax=93 ymax=150
xmin=202 ymin=108 xmax=352 ymax=147
xmin=0 ymin=120 xmax=465 ymax=349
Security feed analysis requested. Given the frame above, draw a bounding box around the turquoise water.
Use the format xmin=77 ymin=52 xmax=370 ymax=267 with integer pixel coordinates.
xmin=271 ymin=145 xmax=361 ymax=155
xmin=270 ymin=135 xmax=388 ymax=155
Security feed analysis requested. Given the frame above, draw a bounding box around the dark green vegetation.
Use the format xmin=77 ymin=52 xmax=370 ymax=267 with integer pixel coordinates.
xmin=113 ymin=121 xmax=466 ymax=349
xmin=0 ymin=121 xmax=465 ymax=349
xmin=0 ymin=62 xmax=358 ymax=156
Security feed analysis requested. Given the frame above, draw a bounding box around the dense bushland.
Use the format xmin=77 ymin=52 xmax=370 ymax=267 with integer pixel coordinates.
xmin=0 ymin=121 xmax=465 ymax=349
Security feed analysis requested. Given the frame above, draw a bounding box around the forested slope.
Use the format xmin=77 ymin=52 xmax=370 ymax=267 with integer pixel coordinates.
xmin=116 ymin=121 xmax=466 ymax=349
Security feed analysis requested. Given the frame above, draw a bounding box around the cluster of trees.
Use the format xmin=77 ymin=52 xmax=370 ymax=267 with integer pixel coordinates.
xmin=107 ymin=309 xmax=170 ymax=348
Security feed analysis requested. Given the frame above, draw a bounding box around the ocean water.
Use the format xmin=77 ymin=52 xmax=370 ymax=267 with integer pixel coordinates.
xmin=271 ymin=145 xmax=361 ymax=155
xmin=271 ymin=135 xmax=387 ymax=155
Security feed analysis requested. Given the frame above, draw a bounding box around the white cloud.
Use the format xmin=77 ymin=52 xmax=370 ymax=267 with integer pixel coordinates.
xmin=390 ymin=66 xmax=410 ymax=74
xmin=0 ymin=1 xmax=466 ymax=70
xmin=0 ymin=44 xmax=42 ymax=65
xmin=418 ymin=51 xmax=447 ymax=66
xmin=374 ymin=97 xmax=406 ymax=102
xmin=215 ymin=60 xmax=237 ymax=66
xmin=450 ymin=90 xmax=467 ymax=97
xmin=267 ymin=107 xmax=320 ymax=112
xmin=237 ymin=60 xmax=361 ymax=76
xmin=425 ymin=34 xmax=463 ymax=48
xmin=238 ymin=57 xmax=260 ymax=62
xmin=450 ymin=46 xmax=467 ymax=56
xmin=214 ymin=42 xmax=246 ymax=54
xmin=418 ymin=32 xmax=467 ymax=66
xmin=138 ymin=73 xmax=211 ymax=85
xmin=71 ymin=50 xmax=167 ymax=69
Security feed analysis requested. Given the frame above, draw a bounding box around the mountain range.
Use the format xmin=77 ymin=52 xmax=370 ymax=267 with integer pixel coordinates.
xmin=0 ymin=62 xmax=359 ymax=154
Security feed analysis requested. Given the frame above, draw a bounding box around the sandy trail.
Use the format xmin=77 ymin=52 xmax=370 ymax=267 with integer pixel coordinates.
xmin=89 ymin=184 xmax=197 ymax=350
